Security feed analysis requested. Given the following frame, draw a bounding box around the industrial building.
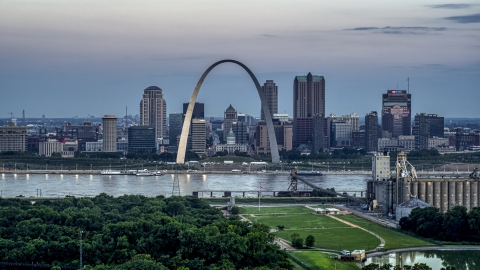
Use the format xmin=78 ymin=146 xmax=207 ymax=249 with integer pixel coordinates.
xmin=367 ymin=152 xmax=480 ymax=218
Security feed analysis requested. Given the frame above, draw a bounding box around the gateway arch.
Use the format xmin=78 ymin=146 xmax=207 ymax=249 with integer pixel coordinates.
xmin=176 ymin=59 xmax=281 ymax=164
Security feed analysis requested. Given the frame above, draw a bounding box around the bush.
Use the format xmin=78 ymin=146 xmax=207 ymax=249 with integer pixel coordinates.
xmin=305 ymin=235 xmax=315 ymax=247
xmin=291 ymin=233 xmax=303 ymax=248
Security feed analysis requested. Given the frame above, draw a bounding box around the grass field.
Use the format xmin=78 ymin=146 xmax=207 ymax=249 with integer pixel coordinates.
xmin=244 ymin=211 xmax=380 ymax=251
xmin=334 ymin=215 xmax=434 ymax=250
xmin=277 ymin=228 xmax=379 ymax=251
xmin=239 ymin=206 xmax=314 ymax=214
xmin=290 ymin=251 xmax=361 ymax=270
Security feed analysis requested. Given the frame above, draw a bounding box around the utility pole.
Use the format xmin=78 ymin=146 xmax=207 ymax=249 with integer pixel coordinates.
xmin=80 ymin=230 xmax=84 ymax=269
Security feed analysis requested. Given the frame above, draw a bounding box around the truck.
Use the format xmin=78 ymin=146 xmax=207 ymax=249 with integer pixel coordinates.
xmin=351 ymin=250 xmax=366 ymax=262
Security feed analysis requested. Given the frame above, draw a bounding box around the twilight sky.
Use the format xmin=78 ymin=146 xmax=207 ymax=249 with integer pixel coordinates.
xmin=1 ymin=0 xmax=479 ymax=119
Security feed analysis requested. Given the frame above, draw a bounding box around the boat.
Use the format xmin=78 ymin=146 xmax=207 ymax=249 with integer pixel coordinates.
xmin=135 ymin=169 xmax=155 ymax=176
xmin=101 ymin=170 xmax=124 ymax=175
xmin=296 ymin=171 xmax=322 ymax=176
xmin=154 ymin=171 xmax=163 ymax=176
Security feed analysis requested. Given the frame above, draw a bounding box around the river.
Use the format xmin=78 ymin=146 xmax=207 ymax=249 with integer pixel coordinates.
xmin=0 ymin=172 xmax=369 ymax=198
xmin=367 ymin=249 xmax=480 ymax=270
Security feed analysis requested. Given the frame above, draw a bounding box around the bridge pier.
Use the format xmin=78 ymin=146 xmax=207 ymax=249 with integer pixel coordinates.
xmin=243 ymin=192 xmax=245 ymax=198
xmin=210 ymin=191 xmax=213 ymax=198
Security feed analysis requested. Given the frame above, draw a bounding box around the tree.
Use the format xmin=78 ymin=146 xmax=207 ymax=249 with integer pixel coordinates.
xmin=290 ymin=233 xmax=303 ymax=248
xmin=305 ymin=235 xmax=315 ymax=247
xmin=442 ymin=205 xmax=468 ymax=241
xmin=230 ymin=206 xmax=240 ymax=215
xmin=467 ymin=207 xmax=480 ymax=241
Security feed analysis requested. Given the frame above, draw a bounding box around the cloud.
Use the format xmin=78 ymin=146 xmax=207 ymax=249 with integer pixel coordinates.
xmin=345 ymin=26 xmax=447 ymax=35
xmin=427 ymin=4 xmax=474 ymax=9
xmin=444 ymin=13 xmax=480 ymax=23
xmin=262 ymin=34 xmax=276 ymax=37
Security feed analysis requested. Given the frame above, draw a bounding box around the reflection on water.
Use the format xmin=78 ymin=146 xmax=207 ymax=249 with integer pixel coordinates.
xmin=367 ymin=250 xmax=480 ymax=270
xmin=0 ymin=173 xmax=368 ymax=198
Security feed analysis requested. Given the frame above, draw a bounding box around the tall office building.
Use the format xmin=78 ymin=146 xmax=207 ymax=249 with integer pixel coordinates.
xmin=223 ymin=104 xmax=237 ymax=142
xmin=0 ymin=123 xmax=28 ymax=152
xmin=327 ymin=113 xmax=359 ymax=148
xmin=102 ymin=115 xmax=117 ymax=152
xmin=312 ymin=114 xmax=324 ymax=152
xmin=293 ymin=73 xmax=325 ymax=147
xmin=183 ymin=102 xmax=204 ymax=119
xmin=382 ymin=90 xmax=411 ymax=138
xmin=128 ymin=126 xmax=156 ymax=152
xmin=169 ymin=113 xmax=183 ymax=147
xmin=260 ymin=80 xmax=278 ymax=120
xmin=140 ymin=86 xmax=167 ymax=140
xmin=412 ymin=113 xmax=444 ymax=149
xmin=191 ymin=118 xmax=206 ymax=156
xmin=365 ymin=111 xmax=379 ymax=152
xmin=232 ymin=121 xmax=248 ymax=144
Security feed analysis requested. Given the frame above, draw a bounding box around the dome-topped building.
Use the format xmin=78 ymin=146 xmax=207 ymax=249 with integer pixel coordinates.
xmin=223 ymin=104 xmax=238 ymax=142
xmin=140 ymin=85 xmax=167 ymax=141
xmin=216 ymin=127 xmax=248 ymax=154
xmin=227 ymin=128 xmax=236 ymax=145
xmin=144 ymin=86 xmax=162 ymax=91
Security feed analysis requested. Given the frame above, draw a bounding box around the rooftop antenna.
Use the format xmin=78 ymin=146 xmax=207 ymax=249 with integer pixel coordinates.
xmin=8 ymin=112 xmax=13 ymax=120
xmin=407 ymin=77 xmax=410 ymax=93
xmin=22 ymin=110 xmax=25 ymax=126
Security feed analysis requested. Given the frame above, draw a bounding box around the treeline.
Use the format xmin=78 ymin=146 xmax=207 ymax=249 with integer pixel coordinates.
xmin=0 ymin=194 xmax=291 ymax=269
xmin=400 ymin=205 xmax=480 ymax=242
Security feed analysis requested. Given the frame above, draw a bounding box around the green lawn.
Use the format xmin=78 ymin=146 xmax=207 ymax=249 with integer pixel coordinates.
xmin=240 ymin=206 xmax=314 ymax=214
xmin=245 ymin=212 xmax=380 ymax=251
xmin=290 ymin=251 xmax=361 ymax=270
xmin=334 ymin=215 xmax=434 ymax=250
xmin=245 ymin=212 xmax=344 ymax=229
xmin=277 ymin=228 xmax=379 ymax=251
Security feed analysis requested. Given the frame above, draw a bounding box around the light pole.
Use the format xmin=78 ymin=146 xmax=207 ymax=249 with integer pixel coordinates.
xmin=258 ymin=180 xmax=262 ymax=212
xmin=46 ymin=164 xmax=48 ymax=171
xmin=80 ymin=231 xmax=84 ymax=269
xmin=2 ymin=164 xmax=3 ymax=172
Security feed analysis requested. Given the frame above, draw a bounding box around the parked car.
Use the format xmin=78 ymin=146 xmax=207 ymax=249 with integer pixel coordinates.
xmin=340 ymin=250 xmax=350 ymax=256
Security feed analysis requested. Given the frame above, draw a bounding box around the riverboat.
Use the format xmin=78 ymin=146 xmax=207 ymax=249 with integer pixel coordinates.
xmin=101 ymin=170 xmax=124 ymax=175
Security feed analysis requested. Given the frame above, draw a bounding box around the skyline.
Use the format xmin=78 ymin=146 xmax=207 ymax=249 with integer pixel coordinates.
xmin=1 ymin=1 xmax=479 ymax=118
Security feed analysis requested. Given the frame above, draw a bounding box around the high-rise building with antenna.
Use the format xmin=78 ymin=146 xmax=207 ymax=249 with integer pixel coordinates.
xmin=382 ymin=90 xmax=411 ymax=138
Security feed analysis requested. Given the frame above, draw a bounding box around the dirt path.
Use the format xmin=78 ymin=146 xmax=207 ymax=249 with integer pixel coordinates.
xmin=304 ymin=205 xmax=385 ymax=252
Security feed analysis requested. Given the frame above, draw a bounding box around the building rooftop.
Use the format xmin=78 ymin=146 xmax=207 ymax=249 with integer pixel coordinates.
xmin=144 ymin=86 xmax=162 ymax=91
xmin=398 ymin=197 xmax=431 ymax=209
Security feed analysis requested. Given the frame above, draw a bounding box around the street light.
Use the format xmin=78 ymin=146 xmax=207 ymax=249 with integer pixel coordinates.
xmin=80 ymin=231 xmax=84 ymax=270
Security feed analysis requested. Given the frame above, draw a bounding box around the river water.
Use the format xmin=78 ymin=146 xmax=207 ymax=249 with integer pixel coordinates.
xmin=367 ymin=250 xmax=480 ymax=270
xmin=0 ymin=173 xmax=369 ymax=198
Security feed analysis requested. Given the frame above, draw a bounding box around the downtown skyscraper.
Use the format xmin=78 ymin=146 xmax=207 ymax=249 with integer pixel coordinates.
xmin=381 ymin=90 xmax=411 ymax=138
xmin=293 ymin=73 xmax=325 ymax=147
xmin=140 ymin=86 xmax=167 ymax=140
xmin=260 ymin=80 xmax=278 ymax=121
